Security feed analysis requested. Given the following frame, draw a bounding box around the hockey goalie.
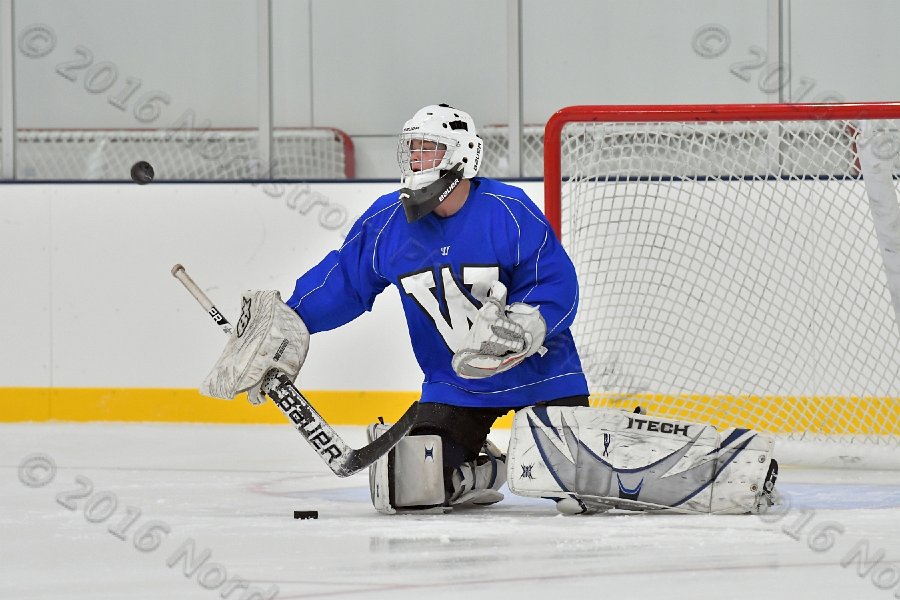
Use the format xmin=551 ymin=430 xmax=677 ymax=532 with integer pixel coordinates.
xmin=201 ymin=102 xmax=778 ymax=515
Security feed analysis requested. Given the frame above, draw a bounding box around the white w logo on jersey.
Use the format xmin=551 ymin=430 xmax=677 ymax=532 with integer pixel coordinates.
xmin=400 ymin=265 xmax=499 ymax=352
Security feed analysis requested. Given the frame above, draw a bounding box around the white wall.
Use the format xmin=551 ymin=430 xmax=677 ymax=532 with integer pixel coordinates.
xmin=7 ymin=0 xmax=900 ymax=177
xmin=0 ymin=181 xmax=543 ymax=392
xmin=13 ymin=0 xmax=261 ymax=128
xmin=790 ymin=0 xmax=900 ymax=104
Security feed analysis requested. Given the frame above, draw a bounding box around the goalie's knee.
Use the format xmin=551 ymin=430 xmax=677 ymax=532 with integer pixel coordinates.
xmin=367 ymin=424 xmax=507 ymax=514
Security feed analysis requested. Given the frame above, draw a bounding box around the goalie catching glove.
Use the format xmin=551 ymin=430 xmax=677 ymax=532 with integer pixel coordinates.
xmin=201 ymin=290 xmax=310 ymax=405
xmin=452 ymin=281 xmax=546 ymax=379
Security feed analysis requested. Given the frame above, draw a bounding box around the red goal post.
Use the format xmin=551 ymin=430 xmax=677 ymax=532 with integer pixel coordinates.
xmin=543 ymin=102 xmax=900 ymax=467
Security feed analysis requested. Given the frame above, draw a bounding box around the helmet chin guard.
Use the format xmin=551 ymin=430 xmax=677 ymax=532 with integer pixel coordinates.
xmin=397 ymin=104 xmax=483 ymax=222
xmin=400 ymin=163 xmax=464 ymax=222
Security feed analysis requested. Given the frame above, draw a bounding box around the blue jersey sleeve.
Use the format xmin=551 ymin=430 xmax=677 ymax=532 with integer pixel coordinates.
xmin=285 ymin=198 xmax=399 ymax=333
xmin=505 ymin=202 xmax=580 ymax=340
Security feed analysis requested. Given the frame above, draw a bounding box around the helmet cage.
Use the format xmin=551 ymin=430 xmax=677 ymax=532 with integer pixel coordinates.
xmin=397 ymin=132 xmax=457 ymax=180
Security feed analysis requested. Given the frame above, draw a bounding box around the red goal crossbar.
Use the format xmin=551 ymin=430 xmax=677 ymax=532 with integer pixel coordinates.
xmin=543 ymin=102 xmax=900 ymax=239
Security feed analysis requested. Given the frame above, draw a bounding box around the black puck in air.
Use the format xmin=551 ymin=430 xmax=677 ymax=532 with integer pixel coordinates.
xmin=130 ymin=161 xmax=155 ymax=184
xmin=293 ymin=510 xmax=318 ymax=520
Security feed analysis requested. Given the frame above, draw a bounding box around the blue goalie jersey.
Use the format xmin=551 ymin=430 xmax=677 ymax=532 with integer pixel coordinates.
xmin=286 ymin=177 xmax=589 ymax=408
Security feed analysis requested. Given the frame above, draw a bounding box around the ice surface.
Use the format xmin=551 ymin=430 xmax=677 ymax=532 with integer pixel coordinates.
xmin=2 ymin=422 xmax=900 ymax=599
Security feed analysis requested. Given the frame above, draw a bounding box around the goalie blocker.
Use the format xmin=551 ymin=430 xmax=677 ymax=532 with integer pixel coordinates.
xmin=507 ymin=406 xmax=778 ymax=514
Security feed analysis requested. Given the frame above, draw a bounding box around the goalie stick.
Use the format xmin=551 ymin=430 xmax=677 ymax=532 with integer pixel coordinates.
xmin=170 ymin=264 xmax=418 ymax=477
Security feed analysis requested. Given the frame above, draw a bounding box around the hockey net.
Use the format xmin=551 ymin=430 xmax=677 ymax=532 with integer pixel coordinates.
xmin=544 ymin=103 xmax=900 ymax=468
xmin=5 ymin=127 xmax=354 ymax=180
xmin=479 ymin=124 xmax=545 ymax=178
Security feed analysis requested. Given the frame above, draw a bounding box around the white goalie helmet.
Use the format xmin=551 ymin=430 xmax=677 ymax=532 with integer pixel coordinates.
xmin=397 ymin=104 xmax=484 ymax=222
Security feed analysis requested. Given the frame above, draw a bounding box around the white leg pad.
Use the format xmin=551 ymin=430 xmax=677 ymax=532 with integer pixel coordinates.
xmin=506 ymin=406 xmax=776 ymax=514
xmin=367 ymin=424 xmax=446 ymax=515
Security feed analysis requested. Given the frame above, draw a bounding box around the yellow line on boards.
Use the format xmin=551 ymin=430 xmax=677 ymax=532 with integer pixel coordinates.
xmin=592 ymin=393 xmax=900 ymax=435
xmin=3 ymin=388 xmax=897 ymax=434
xmin=0 ymin=388 xmax=420 ymax=425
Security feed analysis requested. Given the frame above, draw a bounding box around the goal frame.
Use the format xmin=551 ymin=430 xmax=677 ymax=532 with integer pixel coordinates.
xmin=541 ymin=102 xmax=900 ymax=466
xmin=543 ymin=102 xmax=900 ymax=238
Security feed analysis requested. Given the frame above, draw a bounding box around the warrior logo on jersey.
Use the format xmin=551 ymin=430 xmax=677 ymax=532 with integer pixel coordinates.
xmin=399 ymin=265 xmax=499 ymax=352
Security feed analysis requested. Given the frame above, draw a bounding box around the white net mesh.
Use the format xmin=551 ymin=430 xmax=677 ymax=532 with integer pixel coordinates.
xmin=3 ymin=128 xmax=353 ymax=180
xmin=548 ymin=111 xmax=900 ymax=465
xmin=479 ymin=125 xmax=545 ymax=178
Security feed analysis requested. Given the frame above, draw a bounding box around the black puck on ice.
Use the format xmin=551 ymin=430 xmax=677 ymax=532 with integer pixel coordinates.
xmin=130 ymin=160 xmax=155 ymax=184
xmin=293 ymin=510 xmax=318 ymax=520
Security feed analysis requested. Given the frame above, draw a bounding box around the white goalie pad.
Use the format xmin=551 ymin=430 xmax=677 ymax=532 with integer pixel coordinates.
xmin=367 ymin=425 xmax=446 ymax=515
xmin=507 ymin=406 xmax=775 ymax=514
xmin=367 ymin=425 xmax=509 ymax=514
